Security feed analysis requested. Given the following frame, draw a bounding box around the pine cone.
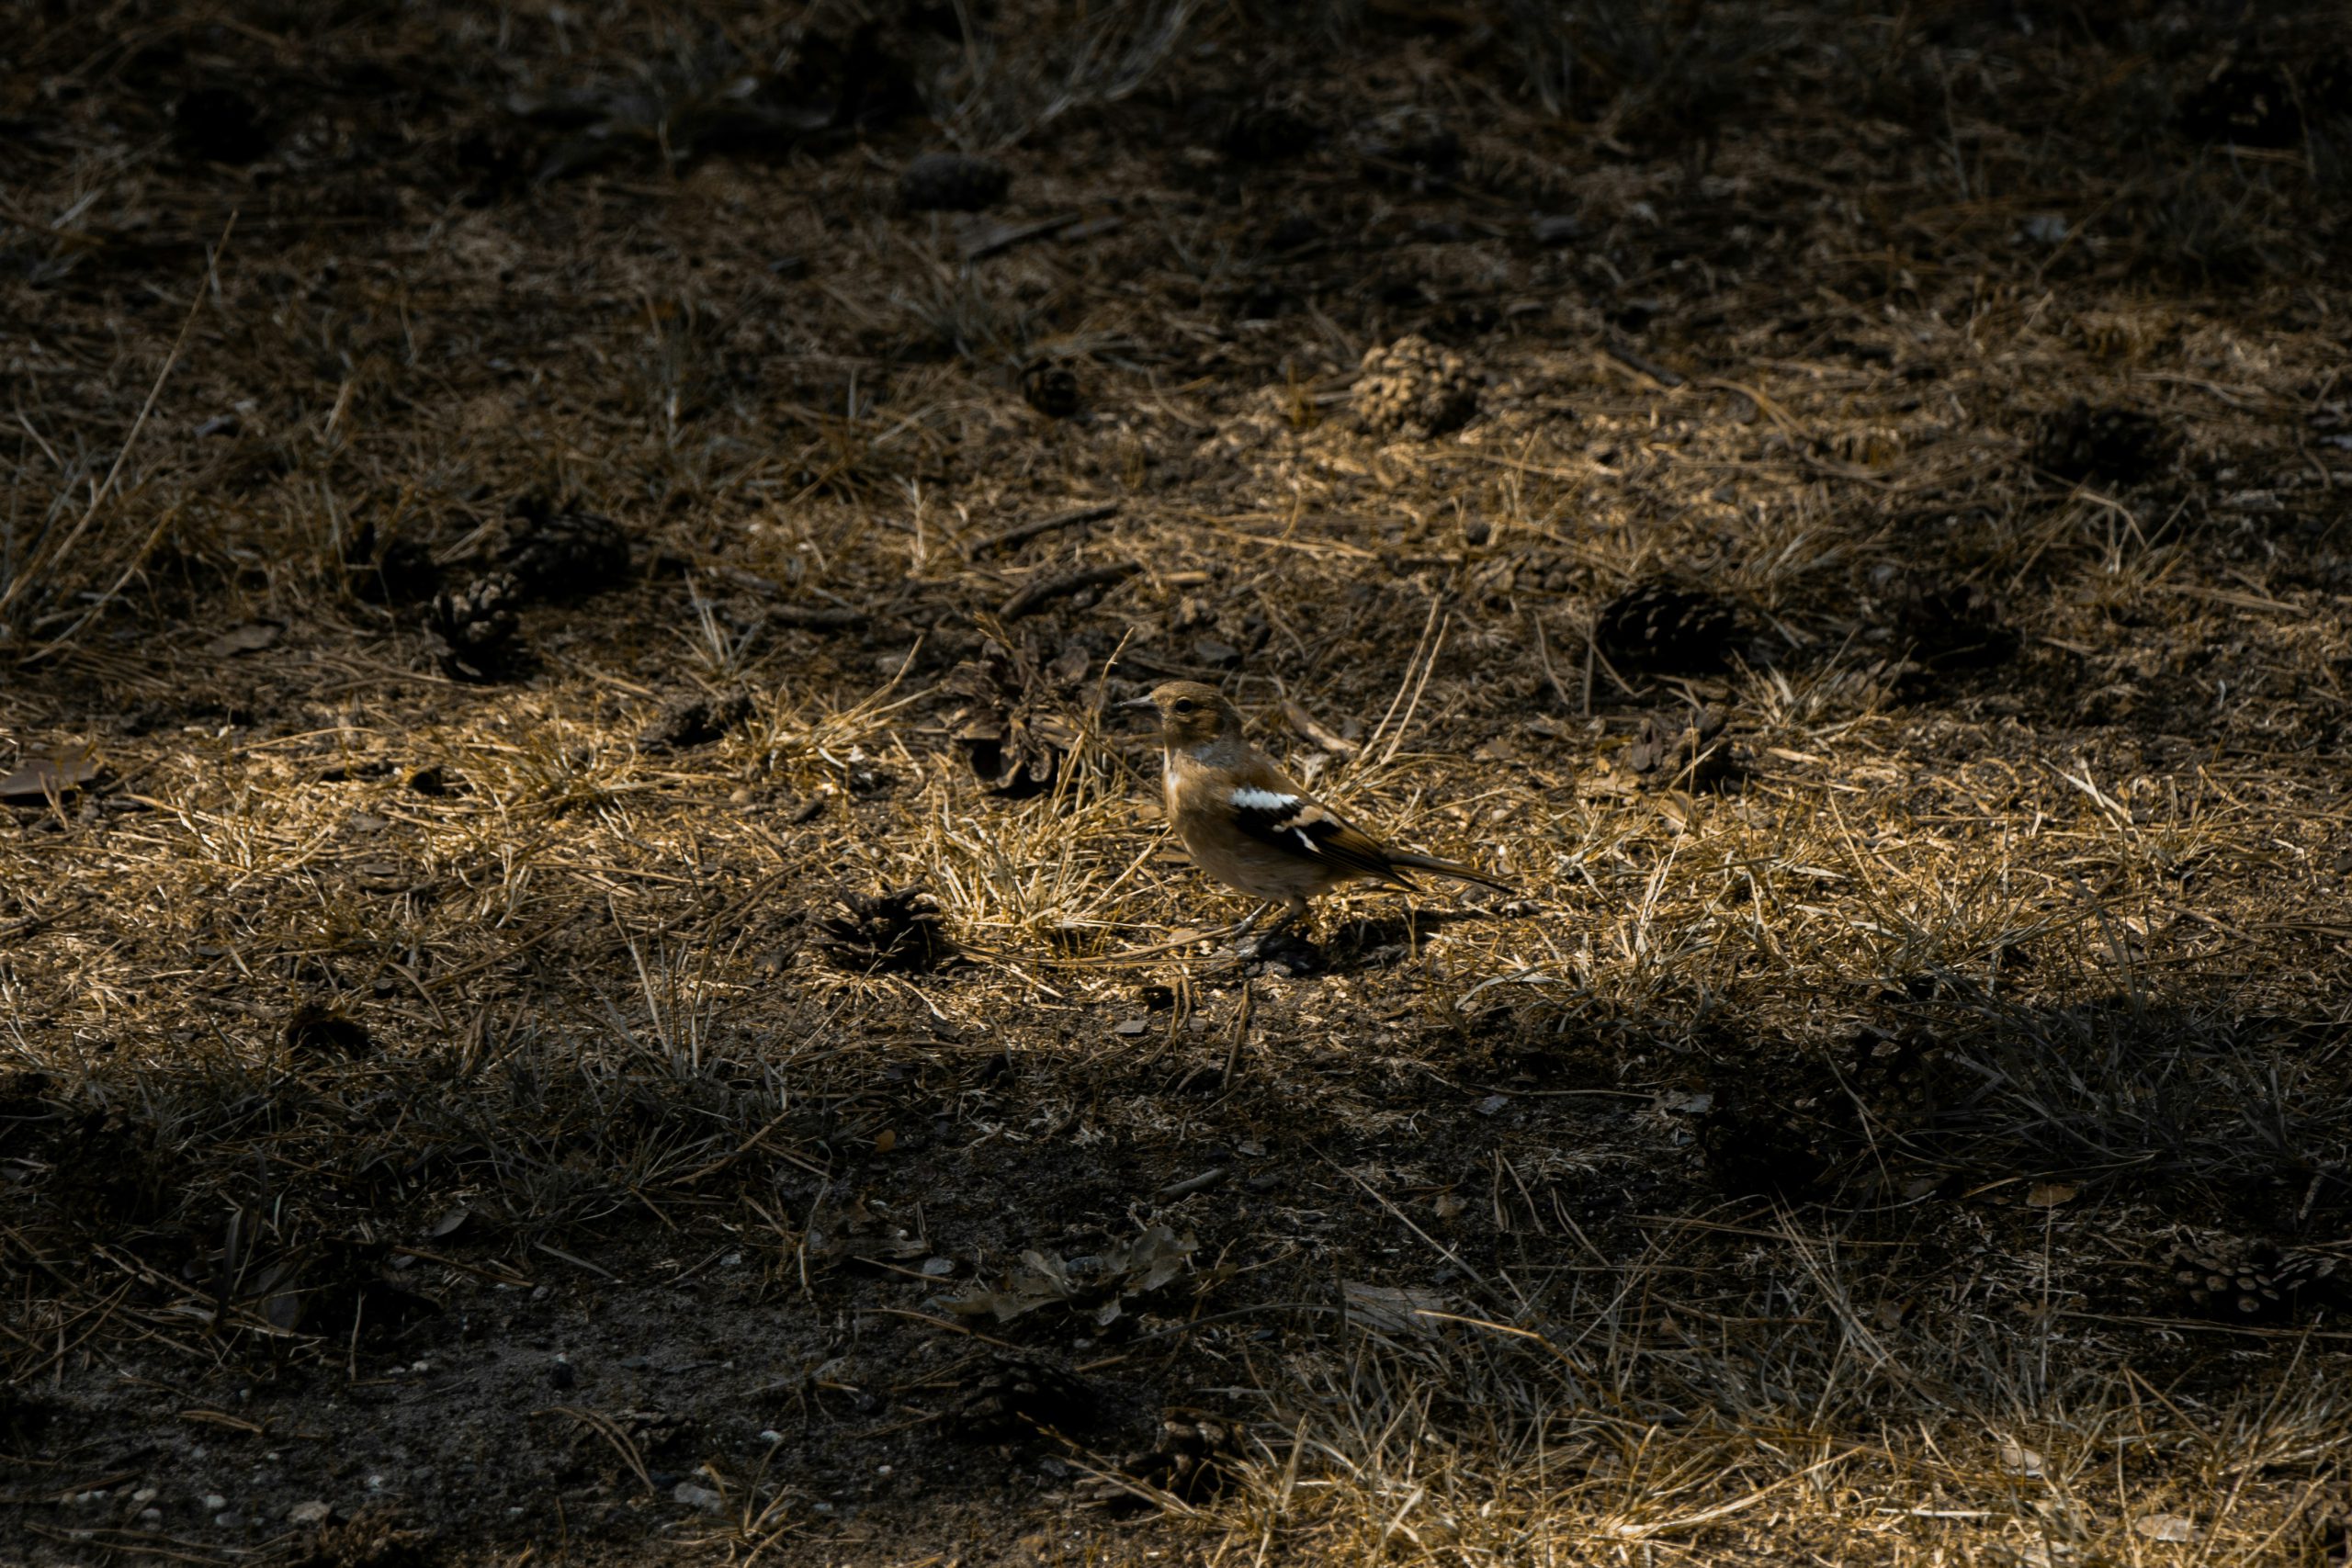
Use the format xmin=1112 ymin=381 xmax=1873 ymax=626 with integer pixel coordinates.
xmin=2177 ymin=60 xmax=2301 ymax=149
xmin=1848 ymin=1030 xmax=1946 ymax=1132
xmin=1022 ymin=361 xmax=1080 ymax=419
xmin=1698 ymin=1093 xmax=1837 ymax=1200
xmin=2165 ymin=1232 xmax=2345 ymax=1324
xmin=944 ymin=640 xmax=1084 ymax=797
xmin=899 ymin=152 xmax=1009 ymax=212
xmin=1352 ymin=334 xmax=1477 ymax=438
xmin=425 ymin=571 xmax=524 ymax=682
xmin=175 ymin=86 xmax=272 ymax=165
xmin=497 ymin=503 xmax=629 ymax=600
xmin=1217 ymin=96 xmax=1322 ymax=163
xmin=949 ymin=1356 xmax=1103 ymax=1440
xmin=2030 ymin=401 xmax=2173 ymax=485
xmin=820 ymin=886 xmax=954 ymax=974
xmin=638 ymin=692 xmax=752 ymax=751
xmin=1078 ymin=1411 xmax=1236 ymax=1508
xmin=1593 ymin=581 xmax=1740 ymax=673
xmin=1353 ymin=107 xmax=1462 ymax=186
xmin=1623 ymin=705 xmax=1737 ymax=788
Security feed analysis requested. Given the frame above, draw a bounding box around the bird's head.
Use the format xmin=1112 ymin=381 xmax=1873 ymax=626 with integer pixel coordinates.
xmin=1126 ymin=680 xmax=1241 ymax=751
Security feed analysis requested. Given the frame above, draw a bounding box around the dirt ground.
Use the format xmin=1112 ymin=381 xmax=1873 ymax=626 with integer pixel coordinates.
xmin=6 ymin=1 xmax=2352 ymax=1563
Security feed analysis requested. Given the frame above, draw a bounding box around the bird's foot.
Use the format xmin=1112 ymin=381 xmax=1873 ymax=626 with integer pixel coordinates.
xmin=1234 ymin=927 xmax=1324 ymax=974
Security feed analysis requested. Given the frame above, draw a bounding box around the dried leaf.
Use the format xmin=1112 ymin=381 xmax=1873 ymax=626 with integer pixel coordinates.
xmin=0 ymin=752 xmax=101 ymax=804
xmin=205 ymin=621 xmax=281 ymax=657
xmin=2133 ymin=1514 xmax=2194 ymax=1542
xmin=2026 ymin=1181 xmax=2079 ymax=1208
xmin=940 ymin=1223 xmax=1196 ymax=1322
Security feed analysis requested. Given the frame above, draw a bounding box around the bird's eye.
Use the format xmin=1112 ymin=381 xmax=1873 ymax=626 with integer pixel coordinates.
xmin=1172 ymin=698 xmax=1196 ymax=714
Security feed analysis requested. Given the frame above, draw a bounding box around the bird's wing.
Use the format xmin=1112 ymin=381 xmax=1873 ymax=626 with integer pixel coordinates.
xmin=1224 ymin=781 xmax=1414 ymax=887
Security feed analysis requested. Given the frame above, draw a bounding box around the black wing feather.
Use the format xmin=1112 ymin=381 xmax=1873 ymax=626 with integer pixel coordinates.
xmin=1228 ymin=792 xmax=1415 ymax=886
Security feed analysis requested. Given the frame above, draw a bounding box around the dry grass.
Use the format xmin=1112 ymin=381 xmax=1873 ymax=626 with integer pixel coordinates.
xmin=5 ymin=0 xmax=2352 ymax=1563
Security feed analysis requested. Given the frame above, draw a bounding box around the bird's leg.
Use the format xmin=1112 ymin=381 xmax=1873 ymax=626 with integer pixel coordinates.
xmin=1238 ymin=896 xmax=1313 ymax=958
xmin=1229 ymin=901 xmax=1276 ymax=942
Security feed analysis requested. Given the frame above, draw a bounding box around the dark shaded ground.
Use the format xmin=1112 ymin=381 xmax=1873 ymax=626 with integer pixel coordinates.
xmin=6 ymin=1 xmax=2352 ymax=1563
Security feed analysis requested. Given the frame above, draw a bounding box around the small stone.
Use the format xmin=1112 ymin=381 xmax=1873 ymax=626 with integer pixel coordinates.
xmin=619 ymin=1354 xmax=650 ymax=1371
xmin=288 ymin=1500 xmax=333 ymax=1525
xmin=1193 ymin=637 xmax=1240 ymax=667
xmin=139 ymin=1508 xmax=164 ymax=1525
xmin=1532 ymin=214 xmax=1582 ymax=245
xmin=201 ymin=1494 xmax=227 ymax=1513
xmin=673 ymin=1481 xmax=724 ymax=1514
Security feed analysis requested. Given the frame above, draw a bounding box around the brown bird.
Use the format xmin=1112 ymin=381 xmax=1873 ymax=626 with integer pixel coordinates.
xmin=1127 ymin=681 xmax=1511 ymax=940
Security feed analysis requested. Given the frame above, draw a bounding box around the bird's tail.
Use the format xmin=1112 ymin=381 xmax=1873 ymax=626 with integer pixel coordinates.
xmin=1386 ymin=852 xmax=1514 ymax=893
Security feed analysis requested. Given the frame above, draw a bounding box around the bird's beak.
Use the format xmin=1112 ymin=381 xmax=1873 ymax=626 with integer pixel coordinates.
xmin=1118 ymin=695 xmax=1159 ymax=711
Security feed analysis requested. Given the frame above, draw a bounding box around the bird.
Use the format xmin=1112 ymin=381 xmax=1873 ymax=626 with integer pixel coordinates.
xmin=1127 ymin=680 xmax=1511 ymax=941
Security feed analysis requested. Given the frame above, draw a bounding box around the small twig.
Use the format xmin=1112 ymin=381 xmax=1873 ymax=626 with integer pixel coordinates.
xmin=1000 ymin=560 xmax=1138 ymax=621
xmin=1281 ymin=699 xmax=1359 ymax=759
xmin=1528 ymin=607 xmax=1574 ymax=712
xmin=1156 ymin=1167 xmax=1228 ymax=1201
xmin=541 ymin=1405 xmax=656 ymax=1495
xmin=1220 ymin=978 xmax=1252 ymax=1087
xmin=763 ymin=604 xmax=868 ymax=631
xmin=1106 ymin=916 xmax=1256 ymax=964
xmin=959 ymin=210 xmax=1084 ymax=262
xmin=965 ymin=502 xmax=1119 ymax=558
xmin=1602 ymin=335 xmax=1684 ymax=389
xmin=534 ymin=1241 xmax=618 ymax=1280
